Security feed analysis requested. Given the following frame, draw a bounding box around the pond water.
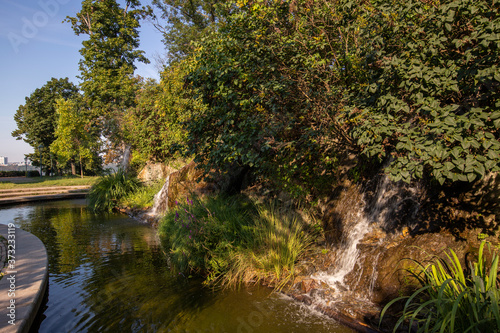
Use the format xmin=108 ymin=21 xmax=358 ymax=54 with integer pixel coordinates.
xmin=0 ymin=200 xmax=353 ymax=333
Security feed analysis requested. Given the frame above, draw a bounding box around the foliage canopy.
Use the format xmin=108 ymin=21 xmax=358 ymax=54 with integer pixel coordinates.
xmin=66 ymin=0 xmax=150 ymax=159
xmin=349 ymin=0 xmax=500 ymax=184
xmin=50 ymin=98 xmax=102 ymax=177
xmin=12 ymin=77 xmax=79 ymax=165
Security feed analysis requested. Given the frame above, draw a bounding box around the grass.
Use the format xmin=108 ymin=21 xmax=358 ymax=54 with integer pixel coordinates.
xmin=158 ymin=195 xmax=314 ymax=290
xmin=88 ymin=170 xmax=140 ymax=212
xmin=380 ymin=241 xmax=500 ymax=333
xmin=119 ymin=180 xmax=165 ymax=209
xmin=221 ymin=205 xmax=314 ymax=289
xmin=0 ymin=176 xmax=98 ymax=188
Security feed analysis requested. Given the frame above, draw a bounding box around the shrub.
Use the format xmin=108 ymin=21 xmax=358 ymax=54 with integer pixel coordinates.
xmin=158 ymin=195 xmax=314 ymax=289
xmin=350 ymin=0 xmax=500 ymax=184
xmin=222 ymin=205 xmax=314 ymax=289
xmin=27 ymin=170 xmax=40 ymax=177
xmin=381 ymin=241 xmax=500 ymax=332
xmin=0 ymin=171 xmax=26 ymax=177
xmin=159 ymin=195 xmax=254 ymax=276
xmin=119 ymin=179 xmax=164 ymax=209
xmin=87 ymin=169 xmax=140 ymax=212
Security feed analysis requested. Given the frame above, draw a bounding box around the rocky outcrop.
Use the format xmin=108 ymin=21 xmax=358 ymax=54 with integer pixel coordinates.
xmin=149 ymin=161 xmax=217 ymax=217
xmin=137 ymin=158 xmax=499 ymax=332
xmin=287 ymin=171 xmax=500 ymax=332
xmin=137 ymin=162 xmax=179 ymax=184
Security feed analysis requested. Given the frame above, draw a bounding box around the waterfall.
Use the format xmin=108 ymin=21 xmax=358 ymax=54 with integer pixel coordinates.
xmin=313 ymin=196 xmax=372 ymax=291
xmin=367 ymin=252 xmax=382 ymax=298
xmin=121 ymin=144 xmax=132 ymax=171
xmin=313 ymin=175 xmax=419 ymax=293
xmin=151 ymin=175 xmax=171 ymax=216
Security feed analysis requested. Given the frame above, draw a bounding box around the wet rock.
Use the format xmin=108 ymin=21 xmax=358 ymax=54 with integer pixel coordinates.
xmin=344 ymin=231 xmax=469 ymax=304
xmin=300 ymin=278 xmax=321 ymax=293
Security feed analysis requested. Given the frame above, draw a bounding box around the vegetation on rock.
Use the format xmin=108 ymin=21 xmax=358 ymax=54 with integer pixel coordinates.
xmin=158 ymin=195 xmax=313 ymax=289
xmin=381 ymin=241 xmax=500 ymax=333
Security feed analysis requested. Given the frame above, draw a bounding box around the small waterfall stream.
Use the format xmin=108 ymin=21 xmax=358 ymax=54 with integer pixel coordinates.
xmin=313 ymin=175 xmax=420 ymax=295
xmin=151 ymin=174 xmax=171 ymax=216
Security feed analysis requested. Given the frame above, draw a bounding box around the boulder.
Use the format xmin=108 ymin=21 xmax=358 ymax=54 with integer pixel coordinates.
xmin=137 ymin=163 xmax=177 ymax=183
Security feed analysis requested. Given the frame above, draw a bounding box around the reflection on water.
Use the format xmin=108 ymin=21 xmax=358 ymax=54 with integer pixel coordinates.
xmin=0 ymin=200 xmax=352 ymax=333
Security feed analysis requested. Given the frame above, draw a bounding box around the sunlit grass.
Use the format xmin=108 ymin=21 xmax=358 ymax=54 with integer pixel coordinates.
xmin=221 ymin=205 xmax=313 ymax=290
xmin=119 ymin=180 xmax=165 ymax=209
xmin=88 ymin=170 xmax=140 ymax=212
xmin=0 ymin=176 xmax=98 ymax=188
xmin=158 ymin=195 xmax=314 ymax=290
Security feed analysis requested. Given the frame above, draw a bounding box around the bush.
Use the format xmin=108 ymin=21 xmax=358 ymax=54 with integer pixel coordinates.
xmin=159 ymin=195 xmax=254 ymax=277
xmin=158 ymin=195 xmax=313 ymax=289
xmin=119 ymin=180 xmax=165 ymax=209
xmin=350 ymin=0 xmax=500 ymax=184
xmin=381 ymin=241 xmax=500 ymax=332
xmin=27 ymin=170 xmax=41 ymax=177
xmin=0 ymin=171 xmax=27 ymax=177
xmin=87 ymin=169 xmax=140 ymax=212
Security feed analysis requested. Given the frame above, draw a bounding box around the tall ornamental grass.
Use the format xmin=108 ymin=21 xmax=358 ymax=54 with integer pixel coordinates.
xmin=88 ymin=169 xmax=140 ymax=212
xmin=119 ymin=180 xmax=164 ymax=209
xmin=381 ymin=241 xmax=500 ymax=333
xmin=159 ymin=195 xmax=254 ymax=278
xmin=222 ymin=205 xmax=313 ymax=290
xmin=158 ymin=196 xmax=313 ymax=289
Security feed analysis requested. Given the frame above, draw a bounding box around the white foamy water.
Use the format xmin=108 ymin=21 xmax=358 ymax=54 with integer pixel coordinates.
xmin=314 ymin=175 xmax=414 ymax=292
xmin=151 ymin=174 xmax=170 ymax=216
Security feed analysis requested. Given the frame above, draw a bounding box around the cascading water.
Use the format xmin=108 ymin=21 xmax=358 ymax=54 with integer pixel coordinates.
xmin=313 ymin=175 xmax=420 ymax=295
xmin=151 ymin=174 xmax=171 ymax=216
xmin=287 ymin=175 xmax=422 ymax=330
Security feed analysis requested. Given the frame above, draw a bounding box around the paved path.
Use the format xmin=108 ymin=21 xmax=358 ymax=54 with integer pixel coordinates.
xmin=0 ymin=224 xmax=48 ymax=333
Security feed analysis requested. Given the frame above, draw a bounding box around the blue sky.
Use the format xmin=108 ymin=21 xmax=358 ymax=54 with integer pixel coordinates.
xmin=0 ymin=0 xmax=164 ymax=162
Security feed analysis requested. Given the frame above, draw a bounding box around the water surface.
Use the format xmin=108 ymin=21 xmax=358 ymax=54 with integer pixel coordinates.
xmin=0 ymin=200 xmax=352 ymax=332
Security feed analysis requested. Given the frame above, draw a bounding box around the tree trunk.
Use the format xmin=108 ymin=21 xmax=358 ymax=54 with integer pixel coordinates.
xmin=79 ymin=154 xmax=84 ymax=178
xmin=71 ymin=162 xmax=76 ymax=175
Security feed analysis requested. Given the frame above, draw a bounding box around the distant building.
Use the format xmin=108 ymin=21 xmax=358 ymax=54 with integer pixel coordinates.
xmin=0 ymin=156 xmax=7 ymax=165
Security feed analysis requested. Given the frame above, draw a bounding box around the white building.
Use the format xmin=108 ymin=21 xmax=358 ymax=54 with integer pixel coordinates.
xmin=0 ymin=156 xmax=7 ymax=165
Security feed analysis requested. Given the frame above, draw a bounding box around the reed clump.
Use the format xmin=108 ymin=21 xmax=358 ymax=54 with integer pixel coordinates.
xmin=381 ymin=241 xmax=500 ymax=333
xmin=119 ymin=179 xmax=164 ymax=209
xmin=158 ymin=195 xmax=313 ymax=290
xmin=87 ymin=169 xmax=140 ymax=212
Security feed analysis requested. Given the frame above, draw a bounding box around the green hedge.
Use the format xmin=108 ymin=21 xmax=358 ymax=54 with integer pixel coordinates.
xmin=0 ymin=171 xmax=26 ymax=177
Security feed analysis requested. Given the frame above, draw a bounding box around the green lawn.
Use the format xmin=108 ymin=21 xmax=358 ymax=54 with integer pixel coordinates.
xmin=0 ymin=176 xmax=99 ymax=189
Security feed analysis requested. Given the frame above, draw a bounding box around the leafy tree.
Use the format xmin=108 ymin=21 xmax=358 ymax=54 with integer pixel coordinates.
xmin=12 ymin=77 xmax=79 ymax=168
xmin=151 ymin=0 xmax=226 ymax=63
xmin=184 ymin=0 xmax=360 ymax=196
xmin=124 ymin=63 xmax=196 ymax=162
xmin=348 ymin=0 xmax=500 ymax=184
xmin=66 ymin=0 xmax=149 ymax=163
xmin=50 ymin=98 xmax=101 ymax=177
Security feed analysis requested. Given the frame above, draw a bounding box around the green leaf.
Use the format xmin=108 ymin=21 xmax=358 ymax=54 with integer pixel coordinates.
xmin=467 ymin=173 xmax=477 ymax=182
xmin=487 ymin=150 xmax=499 ymax=160
xmin=475 ymin=164 xmax=485 ymax=177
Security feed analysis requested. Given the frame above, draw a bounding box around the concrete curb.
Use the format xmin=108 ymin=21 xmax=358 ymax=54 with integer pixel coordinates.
xmin=0 ymin=192 xmax=87 ymax=207
xmin=0 ymin=224 xmax=48 ymax=333
xmin=0 ymin=186 xmax=89 ymax=194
